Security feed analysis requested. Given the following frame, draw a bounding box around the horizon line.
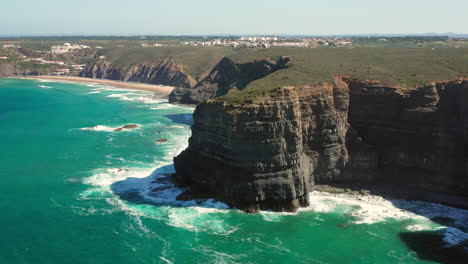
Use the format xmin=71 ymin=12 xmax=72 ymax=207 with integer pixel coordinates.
xmin=0 ymin=33 xmax=467 ymax=38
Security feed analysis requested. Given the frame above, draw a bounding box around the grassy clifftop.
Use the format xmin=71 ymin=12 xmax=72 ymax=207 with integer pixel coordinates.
xmin=100 ymin=46 xmax=235 ymax=81
xmin=218 ymin=47 xmax=468 ymax=103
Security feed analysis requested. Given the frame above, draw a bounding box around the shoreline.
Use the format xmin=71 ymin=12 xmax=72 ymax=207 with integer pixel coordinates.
xmin=18 ymin=76 xmax=175 ymax=94
xmin=312 ymin=184 xmax=468 ymax=211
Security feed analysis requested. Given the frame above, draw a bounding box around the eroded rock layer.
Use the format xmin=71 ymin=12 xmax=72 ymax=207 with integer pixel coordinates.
xmin=80 ymin=58 xmax=196 ymax=88
xmin=169 ymin=56 xmax=290 ymax=104
xmin=174 ymin=77 xmax=468 ymax=212
xmin=0 ymin=63 xmax=40 ymax=76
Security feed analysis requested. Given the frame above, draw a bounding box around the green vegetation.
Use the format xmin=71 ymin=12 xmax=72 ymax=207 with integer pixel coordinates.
xmin=1 ymin=36 xmax=467 ymax=104
xmin=219 ymin=47 xmax=468 ymax=104
xmin=100 ymin=46 xmax=235 ymax=80
xmin=0 ymin=36 xmax=229 ymax=51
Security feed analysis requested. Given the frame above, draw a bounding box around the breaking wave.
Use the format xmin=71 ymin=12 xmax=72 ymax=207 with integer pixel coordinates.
xmin=105 ymin=93 xmax=165 ymax=104
xmin=301 ymin=191 xmax=468 ymax=248
xmin=80 ymin=124 xmax=140 ymax=132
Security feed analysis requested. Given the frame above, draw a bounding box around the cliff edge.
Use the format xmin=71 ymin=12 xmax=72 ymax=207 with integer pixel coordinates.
xmin=174 ymin=77 xmax=468 ymax=212
xmin=169 ymin=56 xmax=290 ymax=104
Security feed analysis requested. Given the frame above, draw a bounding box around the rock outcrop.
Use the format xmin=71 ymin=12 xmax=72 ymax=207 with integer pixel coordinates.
xmin=123 ymin=59 xmax=196 ymax=88
xmin=80 ymin=61 xmax=123 ymax=80
xmin=174 ymin=77 xmax=468 ymax=212
xmin=0 ymin=63 xmax=40 ymax=76
xmin=80 ymin=58 xmax=196 ymax=88
xmin=114 ymin=124 xmax=139 ymax=131
xmin=169 ymin=56 xmax=290 ymax=104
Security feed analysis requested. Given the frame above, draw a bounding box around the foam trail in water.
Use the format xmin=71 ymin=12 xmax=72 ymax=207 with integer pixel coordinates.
xmin=80 ymin=124 xmax=140 ymax=132
xmin=302 ymin=191 xmax=468 ymax=248
xmin=80 ymin=125 xmax=117 ymax=132
xmin=77 ymin=110 xmax=236 ymax=235
xmin=105 ymin=93 xmax=166 ymax=104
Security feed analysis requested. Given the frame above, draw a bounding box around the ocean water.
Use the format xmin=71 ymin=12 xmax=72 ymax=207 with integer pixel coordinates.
xmin=0 ymin=78 xmax=467 ymax=264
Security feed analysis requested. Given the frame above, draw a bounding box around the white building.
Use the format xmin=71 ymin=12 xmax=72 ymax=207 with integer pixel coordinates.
xmin=51 ymin=43 xmax=90 ymax=54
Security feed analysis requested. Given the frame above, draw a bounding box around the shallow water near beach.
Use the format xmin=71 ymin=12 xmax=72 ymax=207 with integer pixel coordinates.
xmin=1 ymin=78 xmax=467 ymax=264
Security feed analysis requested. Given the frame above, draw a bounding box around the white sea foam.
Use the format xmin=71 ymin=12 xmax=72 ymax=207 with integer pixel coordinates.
xmin=78 ymin=120 xmax=235 ymax=235
xmin=159 ymin=257 xmax=173 ymax=264
xmin=196 ymin=246 xmax=246 ymax=263
xmin=167 ymin=125 xmax=187 ymax=129
xmin=79 ymin=161 xmax=233 ymax=234
xmin=105 ymin=93 xmax=165 ymax=104
xmin=38 ymin=85 xmax=53 ymax=89
xmin=155 ymin=103 xmax=178 ymax=109
xmin=36 ymin=79 xmax=60 ymax=83
xmin=303 ymin=191 xmax=468 ymax=248
xmin=80 ymin=124 xmax=140 ymax=132
xmin=80 ymin=125 xmax=118 ymax=132
xmin=405 ymin=224 xmax=434 ymax=232
xmin=304 ymin=191 xmax=467 ymax=225
xmin=87 ymin=91 xmax=102 ymax=94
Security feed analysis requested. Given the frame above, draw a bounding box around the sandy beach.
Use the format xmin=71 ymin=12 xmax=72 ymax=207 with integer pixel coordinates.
xmin=21 ymin=76 xmax=175 ymax=94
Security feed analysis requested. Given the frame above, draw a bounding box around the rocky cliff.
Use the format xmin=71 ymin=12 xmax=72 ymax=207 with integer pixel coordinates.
xmin=80 ymin=58 xmax=196 ymax=88
xmin=169 ymin=56 xmax=290 ymax=104
xmin=79 ymin=61 xmax=124 ymax=80
xmin=0 ymin=63 xmax=40 ymax=76
xmin=174 ymin=77 xmax=468 ymax=212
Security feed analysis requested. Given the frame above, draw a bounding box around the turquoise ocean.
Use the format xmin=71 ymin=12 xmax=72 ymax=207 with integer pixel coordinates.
xmin=0 ymin=78 xmax=467 ymax=264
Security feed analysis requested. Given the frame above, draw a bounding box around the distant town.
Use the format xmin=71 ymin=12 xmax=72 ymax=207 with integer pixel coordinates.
xmin=0 ymin=36 xmax=355 ymax=75
xmin=1 ymin=35 xmax=466 ymax=76
xmin=181 ymin=36 xmax=352 ymax=48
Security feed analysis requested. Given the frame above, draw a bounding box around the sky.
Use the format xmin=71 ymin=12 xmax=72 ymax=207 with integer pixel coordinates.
xmin=1 ymin=0 xmax=467 ymax=36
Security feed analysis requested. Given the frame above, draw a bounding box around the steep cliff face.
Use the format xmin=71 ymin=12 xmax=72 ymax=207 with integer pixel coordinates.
xmin=123 ymin=59 xmax=196 ymax=88
xmin=174 ymin=87 xmax=311 ymax=212
xmin=80 ymin=58 xmax=196 ymax=88
xmin=79 ymin=61 xmax=123 ymax=80
xmin=0 ymin=63 xmax=40 ymax=76
xmin=345 ymin=78 xmax=467 ymax=189
xmin=169 ymin=56 xmax=290 ymax=104
xmin=174 ymin=77 xmax=468 ymax=212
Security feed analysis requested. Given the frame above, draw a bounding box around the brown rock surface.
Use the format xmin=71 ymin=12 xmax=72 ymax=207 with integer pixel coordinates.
xmin=169 ymin=56 xmax=290 ymax=104
xmin=114 ymin=124 xmax=138 ymax=131
xmin=80 ymin=58 xmax=196 ymax=88
xmin=174 ymin=77 xmax=468 ymax=212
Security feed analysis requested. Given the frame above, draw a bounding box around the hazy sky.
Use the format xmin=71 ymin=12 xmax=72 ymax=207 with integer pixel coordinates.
xmin=2 ymin=0 xmax=467 ymax=35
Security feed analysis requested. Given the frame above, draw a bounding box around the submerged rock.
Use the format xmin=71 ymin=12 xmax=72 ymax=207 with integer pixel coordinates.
xmin=114 ymin=124 xmax=138 ymax=131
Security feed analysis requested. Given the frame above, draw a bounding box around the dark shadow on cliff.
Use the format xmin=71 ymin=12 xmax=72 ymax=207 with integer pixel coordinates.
xmin=109 ymin=164 xmax=227 ymax=209
xmin=164 ymin=113 xmax=194 ymax=126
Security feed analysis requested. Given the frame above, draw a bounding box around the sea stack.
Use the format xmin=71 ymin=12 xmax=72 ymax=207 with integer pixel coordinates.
xmin=174 ymin=77 xmax=468 ymax=212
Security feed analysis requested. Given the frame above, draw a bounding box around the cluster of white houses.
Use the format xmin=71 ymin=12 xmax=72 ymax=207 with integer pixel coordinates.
xmin=50 ymin=43 xmax=91 ymax=54
xmin=2 ymin=44 xmax=20 ymax=48
xmin=21 ymin=57 xmax=86 ymax=75
xmin=22 ymin=57 xmax=65 ymax=65
xmin=181 ymin=36 xmax=353 ymax=48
